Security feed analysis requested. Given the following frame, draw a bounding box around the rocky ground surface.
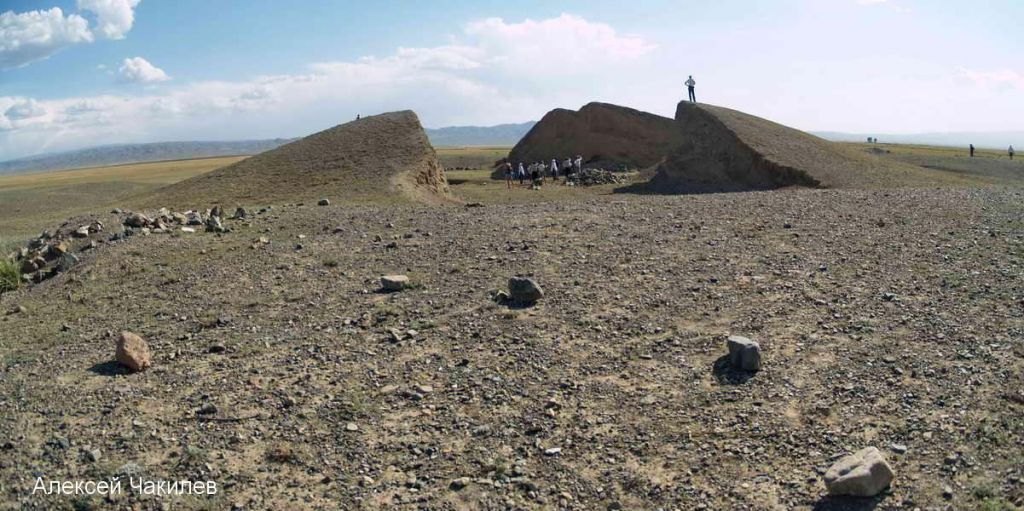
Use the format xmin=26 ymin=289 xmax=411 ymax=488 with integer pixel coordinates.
xmin=1 ymin=187 xmax=1023 ymax=510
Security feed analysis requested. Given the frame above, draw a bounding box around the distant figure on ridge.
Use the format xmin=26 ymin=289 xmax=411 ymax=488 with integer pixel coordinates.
xmin=1009 ymin=145 xmax=1015 ymax=160
xmin=685 ymin=75 xmax=697 ymax=103
xmin=969 ymin=144 xmax=975 ymax=158
xmin=356 ymin=114 xmax=360 ymax=120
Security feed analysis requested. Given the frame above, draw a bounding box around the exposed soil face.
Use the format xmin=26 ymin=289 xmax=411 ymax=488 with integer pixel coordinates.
xmin=501 ymin=103 xmax=686 ymax=176
xmin=148 ymin=111 xmax=450 ymax=208
xmin=1 ymin=187 xmax=1022 ymax=510
xmin=651 ymin=102 xmax=962 ymax=193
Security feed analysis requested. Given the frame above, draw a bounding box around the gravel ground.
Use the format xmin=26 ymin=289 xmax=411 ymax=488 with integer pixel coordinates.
xmin=1 ymin=187 xmax=1022 ymax=510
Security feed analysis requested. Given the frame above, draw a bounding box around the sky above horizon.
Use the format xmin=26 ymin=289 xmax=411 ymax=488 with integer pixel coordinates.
xmin=1 ymin=0 xmax=1021 ymax=160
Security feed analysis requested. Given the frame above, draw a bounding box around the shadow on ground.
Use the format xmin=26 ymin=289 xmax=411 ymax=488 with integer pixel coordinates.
xmin=88 ymin=360 xmax=128 ymax=376
xmin=712 ymin=355 xmax=756 ymax=385
xmin=811 ymin=495 xmax=887 ymax=511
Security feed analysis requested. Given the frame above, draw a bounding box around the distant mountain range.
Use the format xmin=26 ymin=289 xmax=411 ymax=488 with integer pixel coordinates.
xmin=0 ymin=122 xmax=537 ymax=175
xmin=814 ymin=131 xmax=1022 ymax=150
xmin=426 ymin=121 xmax=535 ymax=147
xmin=4 ymin=121 xmax=1017 ymax=175
xmin=0 ymin=139 xmax=296 ymax=175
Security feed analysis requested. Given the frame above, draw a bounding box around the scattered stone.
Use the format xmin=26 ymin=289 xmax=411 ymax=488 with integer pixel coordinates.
xmin=890 ymin=443 xmax=908 ymax=454
xmin=114 ymin=331 xmax=152 ymax=373
xmin=380 ymin=275 xmax=410 ymax=292
xmin=180 ymin=227 xmax=196 ymax=233
xmin=726 ymin=335 xmax=762 ymax=371
xmin=197 ymin=403 xmax=218 ymax=415
xmin=508 ymin=276 xmax=544 ymax=304
xmin=823 ymin=447 xmax=895 ymax=497
xmin=73 ymin=225 xmax=90 ymax=238
xmin=124 ymin=213 xmax=150 ymax=228
xmin=942 ymin=485 xmax=954 ymax=500
xmin=55 ymin=253 xmax=78 ymax=273
xmin=345 ymin=422 xmax=359 ymax=432
xmin=186 ymin=211 xmax=204 ymax=225
xmin=544 ymin=447 xmax=562 ymax=456
xmin=205 ymin=215 xmax=225 ymax=233
xmin=449 ymin=477 xmax=471 ymax=490
xmin=318 ymin=198 xmax=331 ymax=206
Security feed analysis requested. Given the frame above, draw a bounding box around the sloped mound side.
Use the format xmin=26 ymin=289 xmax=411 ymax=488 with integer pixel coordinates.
xmin=148 ymin=111 xmax=450 ymax=207
xmin=497 ymin=102 xmax=686 ymax=177
xmin=651 ymin=102 xmax=949 ymax=193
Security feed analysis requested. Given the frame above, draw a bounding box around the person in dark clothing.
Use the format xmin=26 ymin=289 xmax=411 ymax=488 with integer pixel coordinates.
xmin=685 ymin=75 xmax=696 ymax=103
xmin=969 ymin=144 xmax=975 ymax=158
xmin=1009 ymin=145 xmax=1015 ymax=160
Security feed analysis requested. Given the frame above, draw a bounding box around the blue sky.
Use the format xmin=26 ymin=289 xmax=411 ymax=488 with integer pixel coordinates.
xmin=1 ymin=0 xmax=1022 ymax=160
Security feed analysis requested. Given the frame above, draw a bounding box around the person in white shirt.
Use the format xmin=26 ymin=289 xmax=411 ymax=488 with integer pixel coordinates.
xmin=550 ymin=159 xmax=559 ymax=180
xmin=685 ymin=75 xmax=696 ymax=103
xmin=573 ymin=155 xmax=582 ymax=175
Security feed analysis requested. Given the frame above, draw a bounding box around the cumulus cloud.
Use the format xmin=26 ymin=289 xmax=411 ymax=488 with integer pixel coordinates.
xmin=77 ymin=0 xmax=141 ymax=40
xmin=0 ymin=8 xmax=93 ymax=69
xmin=0 ymin=1 xmax=141 ymax=70
xmin=118 ymin=56 xmax=169 ymax=83
xmin=0 ymin=14 xmax=663 ymax=159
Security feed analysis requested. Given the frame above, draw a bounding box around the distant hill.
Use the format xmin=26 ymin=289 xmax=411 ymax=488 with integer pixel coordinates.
xmin=0 ymin=122 xmax=535 ymax=175
xmin=0 ymin=139 xmax=295 ymax=175
xmin=425 ymin=122 xmax=535 ymax=147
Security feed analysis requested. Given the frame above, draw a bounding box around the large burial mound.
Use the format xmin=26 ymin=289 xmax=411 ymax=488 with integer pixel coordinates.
xmin=650 ymin=102 xmax=956 ymax=193
xmin=148 ymin=110 xmax=450 ymax=207
xmin=499 ymin=102 xmax=686 ymax=176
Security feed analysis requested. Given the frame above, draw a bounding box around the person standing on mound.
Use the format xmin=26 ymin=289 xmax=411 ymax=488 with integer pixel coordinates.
xmin=685 ymin=75 xmax=696 ymax=103
xmin=1009 ymin=145 xmax=1015 ymax=160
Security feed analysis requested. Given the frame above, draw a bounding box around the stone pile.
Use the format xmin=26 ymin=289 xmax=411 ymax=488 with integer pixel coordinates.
xmin=5 ymin=205 xmax=245 ymax=285
xmin=6 ymin=220 xmax=103 ymax=284
xmin=121 ymin=206 xmax=233 ymax=235
xmin=569 ymin=168 xmax=627 ymax=186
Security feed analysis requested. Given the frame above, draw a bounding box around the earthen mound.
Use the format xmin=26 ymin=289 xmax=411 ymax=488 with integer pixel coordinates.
xmin=650 ymin=102 xmax=945 ymax=193
xmin=498 ymin=102 xmax=685 ymax=177
xmin=148 ymin=111 xmax=450 ymax=207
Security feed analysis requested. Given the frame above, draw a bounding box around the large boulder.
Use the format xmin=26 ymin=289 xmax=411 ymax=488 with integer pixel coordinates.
xmin=823 ymin=447 xmax=895 ymax=497
xmin=115 ymin=332 xmax=152 ymax=373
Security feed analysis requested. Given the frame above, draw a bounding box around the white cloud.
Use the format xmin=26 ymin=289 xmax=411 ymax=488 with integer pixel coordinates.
xmin=0 ymin=8 xmax=93 ymax=69
xmin=0 ymin=1 xmax=141 ymax=70
xmin=118 ymin=56 xmax=169 ymax=83
xmin=0 ymin=14 xmax=661 ymax=159
xmin=958 ymin=68 xmax=1024 ymax=91
xmin=76 ymin=0 xmax=141 ymax=39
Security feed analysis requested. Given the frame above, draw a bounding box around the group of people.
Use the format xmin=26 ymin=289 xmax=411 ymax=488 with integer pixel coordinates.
xmin=969 ymin=143 xmax=1015 ymax=160
xmin=501 ymin=155 xmax=584 ymax=189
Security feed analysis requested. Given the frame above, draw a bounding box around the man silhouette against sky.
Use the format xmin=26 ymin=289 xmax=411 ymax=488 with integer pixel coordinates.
xmin=686 ymin=75 xmax=696 ymax=102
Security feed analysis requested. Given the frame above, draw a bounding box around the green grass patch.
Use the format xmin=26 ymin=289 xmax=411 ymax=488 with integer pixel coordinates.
xmin=0 ymin=258 xmax=20 ymax=295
